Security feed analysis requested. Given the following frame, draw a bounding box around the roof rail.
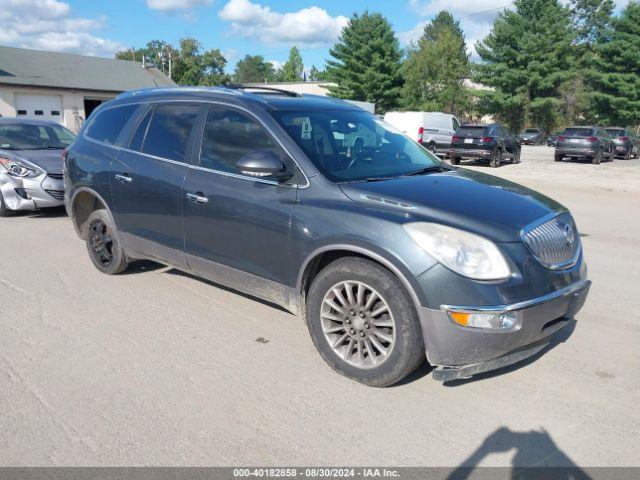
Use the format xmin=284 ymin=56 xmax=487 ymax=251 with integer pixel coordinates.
xmin=116 ymin=86 xmax=242 ymax=100
xmin=224 ymin=84 xmax=302 ymax=97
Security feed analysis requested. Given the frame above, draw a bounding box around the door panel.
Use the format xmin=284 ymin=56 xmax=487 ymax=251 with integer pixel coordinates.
xmin=182 ymin=105 xmax=298 ymax=305
xmin=110 ymin=103 xmax=202 ymax=267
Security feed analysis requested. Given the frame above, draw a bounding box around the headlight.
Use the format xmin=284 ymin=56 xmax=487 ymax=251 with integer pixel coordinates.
xmin=0 ymin=157 xmax=42 ymax=178
xmin=404 ymin=222 xmax=511 ymax=280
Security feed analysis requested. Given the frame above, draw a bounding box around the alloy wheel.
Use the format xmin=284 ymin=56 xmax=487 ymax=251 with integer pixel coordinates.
xmin=89 ymin=219 xmax=115 ymax=267
xmin=320 ymin=281 xmax=396 ymax=369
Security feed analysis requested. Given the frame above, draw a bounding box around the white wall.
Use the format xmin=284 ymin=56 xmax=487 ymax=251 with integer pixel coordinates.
xmin=0 ymin=85 xmax=115 ymax=132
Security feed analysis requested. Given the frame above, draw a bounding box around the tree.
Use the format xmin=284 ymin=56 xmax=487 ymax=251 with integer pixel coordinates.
xmin=278 ymin=47 xmax=304 ymax=82
xmin=570 ymin=0 xmax=615 ymax=45
xmin=233 ymin=55 xmax=276 ymax=83
xmin=308 ymin=65 xmax=329 ymax=81
xmin=326 ymin=12 xmax=403 ymax=112
xmin=590 ymin=1 xmax=640 ymax=125
xmin=401 ymin=10 xmax=471 ymax=115
xmin=475 ymin=0 xmax=576 ymax=132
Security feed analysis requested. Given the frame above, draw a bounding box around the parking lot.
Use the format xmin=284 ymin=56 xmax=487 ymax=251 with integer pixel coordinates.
xmin=1 ymin=145 xmax=639 ymax=468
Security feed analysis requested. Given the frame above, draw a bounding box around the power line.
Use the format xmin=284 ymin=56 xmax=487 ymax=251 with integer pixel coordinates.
xmin=259 ymin=3 xmax=513 ymax=58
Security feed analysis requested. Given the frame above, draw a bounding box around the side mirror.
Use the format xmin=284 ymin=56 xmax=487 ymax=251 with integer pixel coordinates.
xmin=237 ymin=151 xmax=292 ymax=181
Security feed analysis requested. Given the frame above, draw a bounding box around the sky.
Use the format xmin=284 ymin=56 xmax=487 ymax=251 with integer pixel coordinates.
xmin=0 ymin=0 xmax=631 ymax=72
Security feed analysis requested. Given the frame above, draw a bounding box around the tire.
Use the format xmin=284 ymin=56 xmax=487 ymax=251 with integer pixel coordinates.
xmin=592 ymin=150 xmax=601 ymax=165
xmin=512 ymin=149 xmax=521 ymax=164
xmin=84 ymin=209 xmax=129 ymax=275
xmin=554 ymin=153 xmax=563 ymax=162
xmin=428 ymin=143 xmax=437 ymax=154
xmin=490 ymin=149 xmax=502 ymax=168
xmin=0 ymin=190 xmax=17 ymax=217
xmin=450 ymin=156 xmax=460 ymax=165
xmin=624 ymin=149 xmax=631 ymax=160
xmin=305 ymin=257 xmax=425 ymax=387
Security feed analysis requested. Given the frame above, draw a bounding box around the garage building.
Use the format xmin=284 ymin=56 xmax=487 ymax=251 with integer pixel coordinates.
xmin=0 ymin=46 xmax=175 ymax=132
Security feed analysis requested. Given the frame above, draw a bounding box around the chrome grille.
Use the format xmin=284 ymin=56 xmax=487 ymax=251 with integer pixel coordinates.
xmin=522 ymin=213 xmax=580 ymax=269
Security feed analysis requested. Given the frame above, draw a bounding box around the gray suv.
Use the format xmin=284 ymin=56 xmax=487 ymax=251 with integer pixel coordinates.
xmin=64 ymin=86 xmax=590 ymax=386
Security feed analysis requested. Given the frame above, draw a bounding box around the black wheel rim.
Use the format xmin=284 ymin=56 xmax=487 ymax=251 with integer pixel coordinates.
xmin=89 ymin=219 xmax=115 ymax=267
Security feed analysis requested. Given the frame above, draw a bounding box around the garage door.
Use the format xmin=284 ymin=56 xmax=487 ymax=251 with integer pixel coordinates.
xmin=14 ymin=93 xmax=63 ymax=125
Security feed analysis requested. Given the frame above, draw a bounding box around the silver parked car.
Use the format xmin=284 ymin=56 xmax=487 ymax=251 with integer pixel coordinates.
xmin=0 ymin=118 xmax=74 ymax=216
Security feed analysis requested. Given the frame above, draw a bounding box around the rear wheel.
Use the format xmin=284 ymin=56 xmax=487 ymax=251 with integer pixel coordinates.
xmin=624 ymin=149 xmax=631 ymax=160
xmin=306 ymin=257 xmax=425 ymax=387
xmin=554 ymin=153 xmax=563 ymax=162
xmin=490 ymin=149 xmax=502 ymax=168
xmin=592 ymin=150 xmax=601 ymax=165
xmin=512 ymin=149 xmax=521 ymax=164
xmin=85 ymin=209 xmax=129 ymax=275
xmin=0 ymin=191 xmax=17 ymax=217
xmin=428 ymin=143 xmax=437 ymax=154
xmin=450 ymin=156 xmax=460 ymax=165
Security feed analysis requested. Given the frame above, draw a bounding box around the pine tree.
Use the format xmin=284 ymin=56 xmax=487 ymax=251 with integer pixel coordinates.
xmin=591 ymin=1 xmax=640 ymax=125
xmin=401 ymin=10 xmax=470 ymax=115
xmin=279 ymin=47 xmax=304 ymax=82
xmin=475 ymin=0 xmax=575 ymax=132
xmin=326 ymin=12 xmax=403 ymax=112
xmin=233 ymin=55 xmax=276 ymax=83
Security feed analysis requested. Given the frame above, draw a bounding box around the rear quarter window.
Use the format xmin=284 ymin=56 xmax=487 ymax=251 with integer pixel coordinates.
xmin=85 ymin=104 xmax=138 ymax=145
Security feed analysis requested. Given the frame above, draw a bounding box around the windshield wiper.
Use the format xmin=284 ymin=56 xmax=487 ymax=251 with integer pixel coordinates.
xmin=404 ymin=165 xmax=450 ymax=176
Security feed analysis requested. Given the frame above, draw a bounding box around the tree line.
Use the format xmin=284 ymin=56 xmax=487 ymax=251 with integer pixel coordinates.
xmin=116 ymin=0 xmax=640 ymax=132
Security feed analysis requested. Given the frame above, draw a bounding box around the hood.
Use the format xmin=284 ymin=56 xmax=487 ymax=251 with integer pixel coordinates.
xmin=340 ymin=168 xmax=565 ymax=242
xmin=0 ymin=149 xmax=63 ymax=175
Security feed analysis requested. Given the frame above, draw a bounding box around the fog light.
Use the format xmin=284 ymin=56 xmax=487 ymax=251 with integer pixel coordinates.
xmin=449 ymin=311 xmax=521 ymax=330
xmin=15 ymin=188 xmax=29 ymax=199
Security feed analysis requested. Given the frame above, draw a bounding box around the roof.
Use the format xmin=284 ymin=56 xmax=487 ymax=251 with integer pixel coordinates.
xmin=113 ymin=86 xmax=361 ymax=112
xmin=0 ymin=117 xmax=62 ymax=127
xmin=0 ymin=46 xmax=175 ymax=92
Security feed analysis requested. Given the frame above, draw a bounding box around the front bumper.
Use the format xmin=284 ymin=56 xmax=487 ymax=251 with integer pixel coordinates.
xmin=0 ymin=173 xmax=64 ymax=211
xmin=418 ymin=279 xmax=591 ymax=379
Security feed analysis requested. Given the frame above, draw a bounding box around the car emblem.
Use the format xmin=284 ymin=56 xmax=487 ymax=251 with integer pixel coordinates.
xmin=563 ymin=223 xmax=576 ymax=246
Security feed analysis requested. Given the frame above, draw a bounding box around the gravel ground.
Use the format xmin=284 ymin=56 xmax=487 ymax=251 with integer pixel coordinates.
xmin=1 ymin=146 xmax=639 ymax=467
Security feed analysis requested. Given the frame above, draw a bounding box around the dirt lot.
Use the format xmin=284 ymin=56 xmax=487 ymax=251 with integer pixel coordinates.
xmin=1 ymin=146 xmax=639 ymax=467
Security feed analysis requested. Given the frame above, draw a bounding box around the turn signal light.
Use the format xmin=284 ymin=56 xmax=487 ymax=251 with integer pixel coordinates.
xmin=448 ymin=311 xmax=521 ymax=330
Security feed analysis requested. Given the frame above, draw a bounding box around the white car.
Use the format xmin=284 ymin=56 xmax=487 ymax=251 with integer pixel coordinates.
xmin=383 ymin=111 xmax=460 ymax=156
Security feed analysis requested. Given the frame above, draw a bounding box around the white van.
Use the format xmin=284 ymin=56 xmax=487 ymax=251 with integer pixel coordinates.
xmin=383 ymin=111 xmax=460 ymax=156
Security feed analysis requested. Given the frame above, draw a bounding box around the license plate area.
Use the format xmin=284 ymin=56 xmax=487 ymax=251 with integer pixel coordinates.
xmin=464 ymin=138 xmax=473 ymax=144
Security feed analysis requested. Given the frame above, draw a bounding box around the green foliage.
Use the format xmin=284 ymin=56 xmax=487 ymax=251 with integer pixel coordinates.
xmin=233 ymin=55 xmax=276 ymax=83
xmin=278 ymin=47 xmax=304 ymax=82
xmin=115 ymin=37 xmax=229 ymax=86
xmin=590 ymin=1 xmax=640 ymax=125
xmin=475 ymin=0 xmax=576 ymax=132
xmin=308 ymin=65 xmax=329 ymax=81
xmin=401 ymin=10 xmax=471 ymax=115
xmin=571 ymin=0 xmax=615 ymax=45
xmin=326 ymin=12 xmax=403 ymax=112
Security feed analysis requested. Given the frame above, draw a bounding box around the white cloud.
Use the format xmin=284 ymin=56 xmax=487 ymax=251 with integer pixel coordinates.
xmin=218 ymin=0 xmax=349 ymax=45
xmin=146 ymin=0 xmax=214 ymax=11
xmin=0 ymin=0 xmax=124 ymax=56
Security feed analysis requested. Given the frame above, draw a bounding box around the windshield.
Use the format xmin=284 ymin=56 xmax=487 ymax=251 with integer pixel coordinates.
xmin=606 ymin=129 xmax=626 ymax=137
xmin=564 ymin=128 xmax=594 ymax=137
xmin=0 ymin=123 xmax=75 ymax=150
xmin=273 ymin=109 xmax=441 ymax=182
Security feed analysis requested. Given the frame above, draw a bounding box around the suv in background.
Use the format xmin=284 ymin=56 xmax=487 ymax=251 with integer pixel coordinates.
xmin=64 ymin=86 xmax=589 ymax=386
xmin=547 ymin=131 xmax=563 ymax=147
xmin=555 ymin=126 xmax=614 ymax=164
xmin=605 ymin=127 xmax=639 ymax=160
xmin=518 ymin=128 xmax=545 ymax=145
xmin=383 ymin=111 xmax=459 ymax=157
xmin=450 ymin=124 xmax=521 ymax=167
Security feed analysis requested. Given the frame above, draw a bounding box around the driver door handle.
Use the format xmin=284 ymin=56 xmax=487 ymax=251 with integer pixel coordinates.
xmin=186 ymin=192 xmax=208 ymax=204
xmin=115 ymin=174 xmax=132 ymax=183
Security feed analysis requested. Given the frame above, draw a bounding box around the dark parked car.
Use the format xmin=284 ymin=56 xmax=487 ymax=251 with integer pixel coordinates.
xmin=547 ymin=131 xmax=563 ymax=147
xmin=0 ymin=118 xmax=74 ymax=216
xmin=449 ymin=124 xmax=521 ymax=167
xmin=64 ymin=87 xmax=590 ymax=386
xmin=518 ymin=128 xmax=545 ymax=145
xmin=555 ymin=126 xmax=614 ymax=164
xmin=605 ymin=127 xmax=639 ymax=160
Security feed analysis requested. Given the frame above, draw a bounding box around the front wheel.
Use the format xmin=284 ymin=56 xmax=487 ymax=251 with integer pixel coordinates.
xmin=0 ymin=191 xmax=17 ymax=217
xmin=306 ymin=257 xmax=425 ymax=387
xmin=85 ymin=209 xmax=129 ymax=274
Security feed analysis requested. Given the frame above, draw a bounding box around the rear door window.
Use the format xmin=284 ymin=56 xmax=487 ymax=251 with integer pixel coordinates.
xmin=141 ymin=104 xmax=200 ymax=163
xmin=85 ymin=104 xmax=138 ymax=145
xmin=199 ymin=106 xmax=288 ymax=174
